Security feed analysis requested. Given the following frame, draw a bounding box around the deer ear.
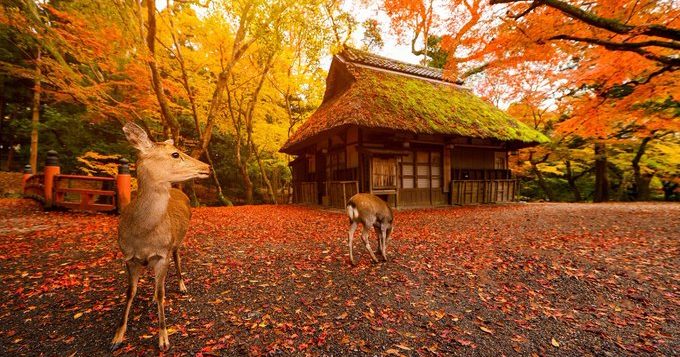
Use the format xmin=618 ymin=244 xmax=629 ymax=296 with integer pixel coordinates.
xmin=164 ymin=138 xmax=174 ymax=146
xmin=123 ymin=122 xmax=153 ymax=152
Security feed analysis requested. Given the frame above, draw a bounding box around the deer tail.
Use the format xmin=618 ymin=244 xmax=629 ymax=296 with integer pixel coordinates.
xmin=346 ymin=200 xmax=359 ymax=224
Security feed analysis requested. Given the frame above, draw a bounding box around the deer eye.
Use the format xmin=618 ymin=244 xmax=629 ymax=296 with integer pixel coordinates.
xmin=171 ymin=152 xmax=180 ymax=159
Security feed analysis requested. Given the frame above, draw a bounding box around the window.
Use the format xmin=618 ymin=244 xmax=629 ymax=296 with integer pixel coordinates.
xmin=431 ymin=152 xmax=441 ymax=188
xmin=494 ymin=152 xmax=507 ymax=170
xmin=401 ymin=150 xmax=442 ymax=189
xmin=372 ymin=157 xmax=397 ymax=189
xmin=401 ymin=153 xmax=414 ymax=188
xmin=416 ymin=151 xmax=430 ymax=189
xmin=327 ymin=151 xmax=346 ymax=180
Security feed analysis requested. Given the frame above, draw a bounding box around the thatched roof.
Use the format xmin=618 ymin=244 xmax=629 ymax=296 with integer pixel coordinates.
xmin=280 ymin=48 xmax=549 ymax=153
xmin=340 ymin=47 xmax=458 ymax=83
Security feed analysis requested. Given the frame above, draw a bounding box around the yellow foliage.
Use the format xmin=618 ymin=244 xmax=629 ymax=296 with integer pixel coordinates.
xmin=76 ymin=151 xmax=121 ymax=177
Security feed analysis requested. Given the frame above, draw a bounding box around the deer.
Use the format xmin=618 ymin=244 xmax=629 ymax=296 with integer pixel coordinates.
xmin=111 ymin=122 xmax=210 ymax=352
xmin=346 ymin=193 xmax=394 ymax=265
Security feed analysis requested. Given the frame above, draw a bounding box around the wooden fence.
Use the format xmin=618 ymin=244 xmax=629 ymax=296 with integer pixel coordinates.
xmin=22 ymin=150 xmax=132 ymax=213
xmin=450 ymin=179 xmax=518 ymax=205
xmin=294 ymin=181 xmax=317 ymax=204
xmin=328 ymin=180 xmax=359 ymax=208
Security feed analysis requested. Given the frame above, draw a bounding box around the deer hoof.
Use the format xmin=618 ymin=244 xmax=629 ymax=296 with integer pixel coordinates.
xmin=179 ymin=280 xmax=188 ymax=294
xmin=158 ymin=329 xmax=170 ymax=351
xmin=111 ymin=327 xmax=125 ymax=351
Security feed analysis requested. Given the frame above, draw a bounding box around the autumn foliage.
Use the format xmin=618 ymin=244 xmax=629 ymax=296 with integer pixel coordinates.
xmin=1 ymin=199 xmax=678 ymax=355
xmin=381 ymin=0 xmax=679 ymax=202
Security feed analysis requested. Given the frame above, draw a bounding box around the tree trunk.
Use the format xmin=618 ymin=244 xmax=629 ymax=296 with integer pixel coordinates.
xmin=195 ymin=2 xmax=257 ymax=159
xmin=632 ymin=136 xmax=653 ymax=201
xmin=235 ymin=54 xmax=274 ymax=205
xmin=240 ymin=163 xmax=253 ymax=204
xmin=529 ymin=152 xmax=555 ymax=201
xmin=593 ymin=141 xmax=609 ymax=202
xmin=184 ymin=181 xmax=200 ymax=207
xmin=5 ymin=144 xmax=14 ymax=171
xmin=165 ymin=12 xmax=231 ymax=207
xmin=234 ymin=138 xmax=253 ymax=204
xmin=0 ymin=79 xmax=5 ymax=171
xmin=145 ymin=0 xmax=180 ymax=142
xmin=251 ymin=141 xmax=276 ymax=204
xmin=30 ymin=48 xmax=41 ymax=174
xmin=204 ymin=150 xmax=232 ymax=206
xmin=564 ymin=160 xmax=582 ymax=202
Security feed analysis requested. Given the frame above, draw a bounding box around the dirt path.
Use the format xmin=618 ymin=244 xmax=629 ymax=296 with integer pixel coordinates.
xmin=0 ymin=199 xmax=678 ymax=356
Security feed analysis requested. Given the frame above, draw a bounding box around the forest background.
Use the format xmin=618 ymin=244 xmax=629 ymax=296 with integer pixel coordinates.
xmin=0 ymin=0 xmax=677 ymax=204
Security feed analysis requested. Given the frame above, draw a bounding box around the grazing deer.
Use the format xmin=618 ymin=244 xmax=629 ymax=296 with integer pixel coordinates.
xmin=346 ymin=193 xmax=394 ymax=265
xmin=111 ymin=122 xmax=210 ymax=352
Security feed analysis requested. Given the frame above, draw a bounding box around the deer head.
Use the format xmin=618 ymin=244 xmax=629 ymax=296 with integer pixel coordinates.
xmin=123 ymin=122 xmax=210 ymax=185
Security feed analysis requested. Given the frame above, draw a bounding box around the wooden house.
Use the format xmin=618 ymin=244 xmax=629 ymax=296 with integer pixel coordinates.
xmin=280 ymin=48 xmax=548 ymax=207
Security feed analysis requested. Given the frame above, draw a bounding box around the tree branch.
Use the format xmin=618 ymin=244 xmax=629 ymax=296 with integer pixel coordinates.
xmin=549 ymin=34 xmax=680 ymax=50
xmin=491 ymin=0 xmax=680 ymax=41
xmin=548 ymin=35 xmax=680 ymax=66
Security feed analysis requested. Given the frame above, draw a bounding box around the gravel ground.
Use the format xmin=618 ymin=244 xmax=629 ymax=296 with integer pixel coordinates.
xmin=0 ymin=199 xmax=678 ymax=356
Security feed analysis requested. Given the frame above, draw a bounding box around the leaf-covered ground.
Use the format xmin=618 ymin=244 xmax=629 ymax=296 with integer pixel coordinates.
xmin=0 ymin=199 xmax=678 ymax=356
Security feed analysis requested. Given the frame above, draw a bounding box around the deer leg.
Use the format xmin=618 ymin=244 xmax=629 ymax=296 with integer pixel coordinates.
xmin=173 ymin=249 xmax=187 ymax=294
xmin=152 ymin=258 xmax=171 ymax=352
xmin=111 ymin=261 xmax=143 ymax=351
xmin=373 ymin=226 xmax=384 ymax=259
xmin=361 ymin=226 xmax=380 ymax=263
xmin=348 ymin=221 xmax=358 ymax=265
xmin=380 ymin=226 xmax=389 ymax=261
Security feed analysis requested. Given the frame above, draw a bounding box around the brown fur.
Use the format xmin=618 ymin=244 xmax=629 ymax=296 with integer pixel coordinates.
xmin=111 ymin=123 xmax=209 ymax=352
xmin=346 ymin=193 xmax=394 ymax=265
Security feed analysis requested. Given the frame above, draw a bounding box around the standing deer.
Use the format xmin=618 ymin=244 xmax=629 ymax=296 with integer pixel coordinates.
xmin=111 ymin=122 xmax=210 ymax=351
xmin=346 ymin=193 xmax=394 ymax=265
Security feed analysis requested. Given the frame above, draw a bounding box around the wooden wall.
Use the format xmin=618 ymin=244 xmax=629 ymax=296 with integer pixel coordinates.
xmin=452 ymin=147 xmax=497 ymax=169
xmin=398 ymin=188 xmax=446 ymax=206
xmin=289 ymin=126 xmax=516 ymax=207
xmin=450 ymin=179 xmax=517 ymax=204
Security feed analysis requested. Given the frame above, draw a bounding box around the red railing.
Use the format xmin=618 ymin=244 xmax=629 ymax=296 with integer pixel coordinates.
xmin=54 ymin=175 xmax=117 ymax=212
xmin=23 ymin=174 xmax=45 ymax=202
xmin=22 ymin=150 xmax=132 ymax=213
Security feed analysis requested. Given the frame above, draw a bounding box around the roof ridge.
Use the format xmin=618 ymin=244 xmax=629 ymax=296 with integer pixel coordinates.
xmin=344 ymin=46 xmax=443 ymax=73
xmin=339 ymin=46 xmax=456 ymax=83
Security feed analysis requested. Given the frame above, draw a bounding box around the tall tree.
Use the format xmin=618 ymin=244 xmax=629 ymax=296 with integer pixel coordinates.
xmin=383 ymin=0 xmax=439 ymax=62
xmin=142 ymin=0 xmax=180 ymax=142
xmin=29 ymin=48 xmax=39 ymax=173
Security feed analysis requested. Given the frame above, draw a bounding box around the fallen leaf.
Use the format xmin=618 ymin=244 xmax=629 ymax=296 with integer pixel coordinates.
xmin=385 ymin=349 xmax=405 ymax=356
xmin=395 ymin=344 xmax=412 ymax=351
xmin=551 ymin=337 xmax=560 ymax=347
xmin=480 ymin=326 xmax=494 ymax=334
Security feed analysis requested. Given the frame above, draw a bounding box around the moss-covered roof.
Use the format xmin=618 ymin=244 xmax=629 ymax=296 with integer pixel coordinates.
xmin=281 ymin=56 xmax=549 ymax=153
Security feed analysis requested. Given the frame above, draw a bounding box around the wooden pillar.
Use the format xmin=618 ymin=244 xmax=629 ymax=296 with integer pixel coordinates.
xmin=443 ymin=146 xmax=451 ymax=193
xmin=116 ymin=158 xmax=132 ymax=213
xmin=358 ymin=128 xmax=363 ymax=193
xmin=43 ymin=150 xmax=60 ymax=209
xmin=22 ymin=164 xmax=32 ymax=193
